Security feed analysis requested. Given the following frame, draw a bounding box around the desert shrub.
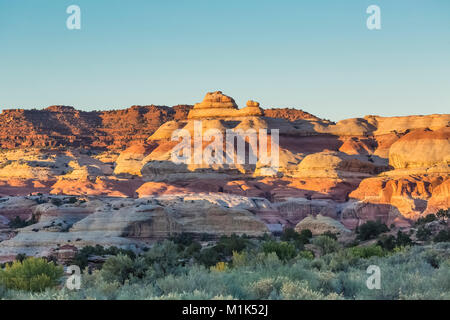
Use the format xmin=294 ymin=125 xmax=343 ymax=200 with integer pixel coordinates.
xmin=115 ymin=282 xmax=158 ymax=300
xmin=327 ymin=245 xmax=384 ymax=272
xmin=210 ymin=261 xmax=228 ymax=272
xmin=312 ymin=235 xmax=340 ymax=255
xmin=8 ymin=214 xmax=37 ymax=229
xmin=282 ymin=228 xmax=310 ymax=241
xmin=436 ymin=209 xmax=450 ymax=222
xmin=416 ymin=214 xmax=437 ymax=226
xmin=51 ymin=198 xmax=63 ymax=206
xmin=72 ymin=245 xmax=135 ymax=269
xmin=396 ymin=231 xmax=413 ymax=247
xmin=183 ymin=241 xmax=202 ymax=257
xmin=421 ymin=249 xmax=442 ymax=269
xmin=248 ymin=278 xmax=277 ymax=299
xmin=170 ymin=232 xmax=195 ymax=247
xmin=214 ymin=234 xmax=250 ymax=256
xmin=321 ymin=231 xmax=338 ymax=240
xmin=231 ymin=250 xmax=248 ymax=268
xmin=297 ymin=250 xmax=314 ymax=260
xmin=433 ymin=230 xmax=450 ymax=243
xmin=280 ymin=280 xmax=341 ymax=300
xmin=101 ymin=254 xmax=147 ymax=284
xmin=328 ymin=249 xmax=358 ymax=272
xmin=299 ymin=229 xmax=313 ymax=239
xmin=0 ymin=285 xmax=6 ymax=299
xmin=0 ymin=257 xmax=63 ymax=292
xmin=196 ymin=247 xmax=221 ymax=267
xmin=416 ymin=225 xmax=432 ymax=241
xmin=15 ymin=253 xmax=28 ymax=262
xmin=155 ymin=265 xmax=227 ymax=298
xmin=73 ymin=245 xmax=136 ymax=269
xmin=247 ymin=277 xmax=287 ymax=299
xmin=262 ymin=241 xmax=296 ymax=261
xmin=356 ymin=220 xmax=389 ymax=241
xmin=280 ymin=228 xmax=313 ymax=249
xmin=280 ymin=228 xmax=298 ymax=241
xmin=195 ymin=235 xmax=250 ymax=267
xmin=349 ymin=245 xmax=386 ymax=259
xmin=143 ymin=240 xmax=183 ymax=277
xmin=377 ymin=235 xmax=397 ymax=251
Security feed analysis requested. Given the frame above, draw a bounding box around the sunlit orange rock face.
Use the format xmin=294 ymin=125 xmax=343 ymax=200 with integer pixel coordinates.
xmin=0 ymin=105 xmax=192 ymax=150
xmin=0 ymin=91 xmax=449 ymax=230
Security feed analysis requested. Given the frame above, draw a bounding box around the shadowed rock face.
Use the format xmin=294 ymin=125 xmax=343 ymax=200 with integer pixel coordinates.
xmin=0 ymin=105 xmax=192 ymax=150
xmin=0 ymin=91 xmax=449 ymax=258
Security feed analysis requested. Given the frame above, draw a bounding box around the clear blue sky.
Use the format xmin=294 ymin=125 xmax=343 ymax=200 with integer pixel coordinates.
xmin=0 ymin=0 xmax=449 ymax=120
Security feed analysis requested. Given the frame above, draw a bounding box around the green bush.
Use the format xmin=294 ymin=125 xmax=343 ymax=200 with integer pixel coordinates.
xmin=349 ymin=245 xmax=386 ymax=259
xmin=416 ymin=214 xmax=437 ymax=226
xmin=312 ymin=235 xmax=340 ymax=255
xmin=72 ymin=245 xmax=135 ymax=269
xmin=416 ymin=226 xmax=432 ymax=241
xmin=0 ymin=257 xmax=63 ymax=292
xmin=321 ymin=231 xmax=338 ymax=240
xmin=101 ymin=254 xmax=146 ymax=284
xmin=356 ymin=220 xmax=389 ymax=241
xmin=434 ymin=230 xmax=450 ymax=243
xmin=396 ymin=231 xmax=413 ymax=247
xmin=143 ymin=240 xmax=183 ymax=277
xmin=436 ymin=209 xmax=449 ymax=222
xmin=377 ymin=235 xmax=396 ymax=251
xmin=194 ymin=235 xmax=250 ymax=267
xmin=196 ymin=247 xmax=221 ymax=267
xmin=262 ymin=241 xmax=297 ymax=261
xmin=297 ymin=250 xmax=314 ymax=260
xmin=280 ymin=228 xmax=312 ymax=249
xmin=214 ymin=234 xmax=250 ymax=256
xmin=8 ymin=214 xmax=38 ymax=229
xmin=280 ymin=280 xmax=341 ymax=300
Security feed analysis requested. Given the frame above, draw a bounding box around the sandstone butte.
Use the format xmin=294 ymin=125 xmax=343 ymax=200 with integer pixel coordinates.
xmin=0 ymin=91 xmax=448 ymax=259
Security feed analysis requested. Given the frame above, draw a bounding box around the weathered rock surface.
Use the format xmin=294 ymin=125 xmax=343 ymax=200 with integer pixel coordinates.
xmin=0 ymin=91 xmax=449 ymax=257
xmin=389 ymin=127 xmax=450 ymax=172
xmin=187 ymin=92 xmax=264 ymax=120
xmin=0 ymin=105 xmax=192 ymax=150
xmin=295 ymin=214 xmax=351 ymax=236
xmin=0 ymin=194 xmax=268 ymax=259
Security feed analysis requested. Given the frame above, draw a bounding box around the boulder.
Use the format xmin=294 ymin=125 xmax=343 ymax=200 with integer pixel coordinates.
xmin=295 ymin=214 xmax=350 ymax=236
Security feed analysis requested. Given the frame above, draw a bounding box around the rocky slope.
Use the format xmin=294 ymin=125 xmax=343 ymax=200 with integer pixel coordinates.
xmin=0 ymin=105 xmax=192 ymax=150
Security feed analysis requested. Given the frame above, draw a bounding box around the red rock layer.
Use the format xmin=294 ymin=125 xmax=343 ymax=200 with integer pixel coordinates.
xmin=0 ymin=105 xmax=192 ymax=150
xmin=0 ymin=105 xmax=320 ymax=150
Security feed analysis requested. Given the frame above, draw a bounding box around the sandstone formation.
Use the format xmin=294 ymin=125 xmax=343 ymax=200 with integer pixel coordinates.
xmin=0 ymin=90 xmax=449 ymax=260
xmin=0 ymin=194 xmax=268 ymax=259
xmin=187 ymin=92 xmax=264 ymax=120
xmin=295 ymin=214 xmax=351 ymax=236
xmin=388 ymin=127 xmax=450 ymax=173
xmin=0 ymin=105 xmax=192 ymax=150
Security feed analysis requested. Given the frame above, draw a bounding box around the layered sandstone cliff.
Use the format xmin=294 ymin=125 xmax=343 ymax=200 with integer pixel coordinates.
xmin=0 ymin=90 xmax=449 ymax=257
